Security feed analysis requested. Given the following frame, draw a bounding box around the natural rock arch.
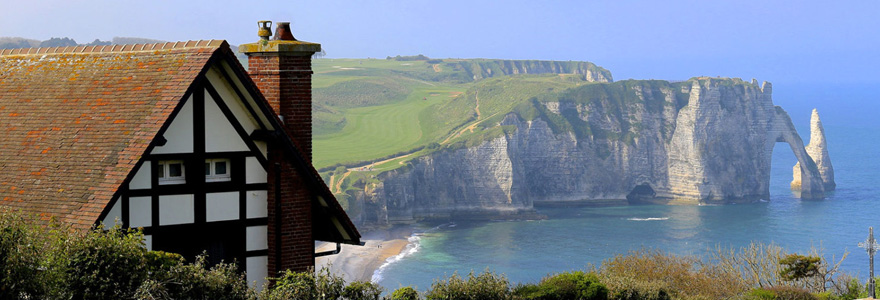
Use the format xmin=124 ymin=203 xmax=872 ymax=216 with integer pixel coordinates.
xmin=764 ymin=107 xmax=825 ymax=199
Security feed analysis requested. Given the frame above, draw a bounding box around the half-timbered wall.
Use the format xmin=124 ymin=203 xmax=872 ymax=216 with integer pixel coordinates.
xmin=100 ymin=62 xmax=273 ymax=287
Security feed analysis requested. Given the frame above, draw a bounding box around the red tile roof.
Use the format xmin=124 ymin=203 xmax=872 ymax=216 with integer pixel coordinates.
xmin=0 ymin=40 xmax=360 ymax=245
xmin=0 ymin=40 xmax=223 ymax=228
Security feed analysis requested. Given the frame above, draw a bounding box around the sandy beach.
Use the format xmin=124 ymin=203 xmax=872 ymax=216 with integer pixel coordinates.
xmin=315 ymin=225 xmax=414 ymax=283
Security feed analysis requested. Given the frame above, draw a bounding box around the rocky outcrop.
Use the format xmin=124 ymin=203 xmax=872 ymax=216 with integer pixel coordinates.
xmin=353 ymin=78 xmax=829 ymax=225
xmin=792 ymin=109 xmax=835 ymax=191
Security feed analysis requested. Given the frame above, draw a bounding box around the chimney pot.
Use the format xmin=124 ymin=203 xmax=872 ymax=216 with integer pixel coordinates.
xmin=257 ymin=20 xmax=273 ymax=40
xmin=274 ymin=22 xmax=296 ymax=41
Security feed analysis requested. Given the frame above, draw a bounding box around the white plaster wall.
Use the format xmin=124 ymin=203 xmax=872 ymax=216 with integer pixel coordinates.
xmin=206 ymin=192 xmax=239 ymax=222
xmin=129 ymin=196 xmax=152 ymax=228
xmin=159 ymin=194 xmax=194 ymax=225
xmin=129 ymin=162 xmax=151 ymax=190
xmin=102 ymin=197 xmax=122 ymax=228
xmin=144 ymin=235 xmax=153 ymax=251
xmin=246 ymin=157 xmax=267 ymax=184
xmin=246 ymin=225 xmax=267 ymax=251
xmin=215 ymin=63 xmax=273 ymax=129
xmin=246 ymin=190 xmax=268 ymax=218
xmin=246 ymin=256 xmax=268 ymax=289
xmin=205 ymin=91 xmax=250 ymax=153
xmin=151 ymin=96 xmax=194 ymax=154
xmin=206 ymin=69 xmax=260 ymax=133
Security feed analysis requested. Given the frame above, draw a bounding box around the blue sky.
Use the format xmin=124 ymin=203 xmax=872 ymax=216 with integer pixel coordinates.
xmin=2 ymin=0 xmax=878 ymax=84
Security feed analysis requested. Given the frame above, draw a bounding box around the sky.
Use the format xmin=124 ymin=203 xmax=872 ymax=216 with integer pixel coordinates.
xmin=1 ymin=0 xmax=879 ymax=85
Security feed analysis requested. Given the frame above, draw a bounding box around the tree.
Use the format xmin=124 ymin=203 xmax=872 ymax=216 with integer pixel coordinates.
xmin=39 ymin=37 xmax=77 ymax=47
xmin=779 ymin=254 xmax=822 ymax=282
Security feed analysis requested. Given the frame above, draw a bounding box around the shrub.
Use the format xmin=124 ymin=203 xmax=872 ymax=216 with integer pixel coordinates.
xmin=746 ymin=286 xmax=818 ymax=300
xmin=600 ymin=248 xmax=745 ymax=299
xmin=0 ymin=210 xmax=48 ymax=299
xmin=389 ymin=286 xmax=420 ymax=300
xmin=837 ymin=276 xmax=866 ymax=300
xmin=424 ymin=270 xmax=511 ymax=300
xmin=513 ymin=271 xmax=607 ymax=300
xmin=746 ymin=288 xmax=777 ymax=300
xmin=315 ymin=266 xmax=346 ymax=299
xmin=58 ymin=226 xmax=150 ymax=299
xmin=135 ymin=254 xmax=253 ymax=300
xmin=260 ymin=270 xmax=317 ymax=300
xmin=343 ymin=281 xmax=383 ymax=300
xmin=599 ymin=275 xmax=670 ymax=300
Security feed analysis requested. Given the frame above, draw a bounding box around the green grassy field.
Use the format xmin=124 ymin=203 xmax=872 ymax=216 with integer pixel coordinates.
xmin=312 ymin=85 xmax=466 ymax=168
xmin=311 ymin=58 xmax=477 ymax=169
xmin=309 ymin=58 xmax=611 ymax=185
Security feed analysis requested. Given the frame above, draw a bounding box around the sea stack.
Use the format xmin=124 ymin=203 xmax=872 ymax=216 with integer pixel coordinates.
xmin=792 ymin=109 xmax=835 ymax=191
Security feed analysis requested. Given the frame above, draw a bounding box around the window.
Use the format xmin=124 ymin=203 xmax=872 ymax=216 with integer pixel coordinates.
xmin=158 ymin=160 xmax=185 ymax=184
xmin=205 ymin=159 xmax=231 ymax=182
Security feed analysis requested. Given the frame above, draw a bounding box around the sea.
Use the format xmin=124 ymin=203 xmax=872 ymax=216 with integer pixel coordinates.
xmin=371 ymin=81 xmax=880 ymax=291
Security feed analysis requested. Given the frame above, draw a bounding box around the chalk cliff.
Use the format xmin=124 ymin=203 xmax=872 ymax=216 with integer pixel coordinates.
xmin=351 ymin=78 xmax=829 ymax=225
xmin=449 ymin=59 xmax=613 ymax=83
xmin=792 ymin=109 xmax=835 ymax=191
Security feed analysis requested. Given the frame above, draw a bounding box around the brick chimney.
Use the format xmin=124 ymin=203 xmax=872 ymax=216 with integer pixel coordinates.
xmin=240 ymin=21 xmax=320 ymax=275
xmin=240 ymin=20 xmax=319 ymax=159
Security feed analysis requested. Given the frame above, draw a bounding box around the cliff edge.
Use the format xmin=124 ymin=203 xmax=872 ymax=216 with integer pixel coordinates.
xmin=347 ymin=77 xmax=829 ymax=225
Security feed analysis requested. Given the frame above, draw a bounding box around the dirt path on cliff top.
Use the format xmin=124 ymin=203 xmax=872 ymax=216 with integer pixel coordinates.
xmin=331 ymin=152 xmax=421 ymax=194
xmin=332 ymin=171 xmax=351 ymax=194
xmin=441 ymin=91 xmax=494 ymax=145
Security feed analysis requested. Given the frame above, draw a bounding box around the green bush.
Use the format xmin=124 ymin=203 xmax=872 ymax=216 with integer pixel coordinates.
xmin=770 ymin=286 xmax=819 ymax=300
xmin=599 ymin=275 xmax=670 ymax=300
xmin=389 ymin=286 xmax=420 ymax=300
xmin=828 ymin=277 xmax=865 ymax=300
xmin=745 ymin=286 xmax=819 ymax=300
xmin=343 ymin=281 xmax=383 ymax=300
xmin=424 ymin=270 xmax=511 ymax=300
xmin=513 ymin=271 xmax=607 ymax=300
xmin=746 ymin=288 xmax=778 ymax=300
xmin=135 ymin=255 xmax=253 ymax=300
xmin=316 ymin=266 xmax=346 ymax=299
xmin=59 ymin=226 xmax=151 ymax=299
xmin=0 ymin=210 xmax=48 ymax=298
xmin=260 ymin=270 xmax=317 ymax=300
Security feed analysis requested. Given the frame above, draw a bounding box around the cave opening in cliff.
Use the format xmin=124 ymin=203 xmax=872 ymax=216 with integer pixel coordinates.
xmin=626 ymin=184 xmax=656 ymax=203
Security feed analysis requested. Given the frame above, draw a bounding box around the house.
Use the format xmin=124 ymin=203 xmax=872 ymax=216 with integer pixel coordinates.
xmin=0 ymin=21 xmax=360 ymax=285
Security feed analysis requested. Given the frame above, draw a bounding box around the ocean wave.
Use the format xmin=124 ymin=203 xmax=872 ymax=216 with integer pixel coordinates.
xmin=371 ymin=234 xmax=421 ymax=283
xmin=371 ymin=223 xmax=456 ymax=283
xmin=627 ymin=217 xmax=669 ymax=221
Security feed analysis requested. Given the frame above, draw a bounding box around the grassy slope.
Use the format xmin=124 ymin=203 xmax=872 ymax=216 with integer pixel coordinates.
xmin=312 ymin=59 xmax=470 ymax=169
xmin=311 ymin=58 xmax=621 ymax=199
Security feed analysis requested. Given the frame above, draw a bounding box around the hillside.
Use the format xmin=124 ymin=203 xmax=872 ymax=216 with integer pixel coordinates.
xmin=313 ymin=58 xmax=830 ymax=227
xmin=312 ymin=57 xmax=612 ymax=171
xmin=0 ymin=36 xmax=167 ymax=49
xmin=311 ymin=58 xmax=614 ymax=213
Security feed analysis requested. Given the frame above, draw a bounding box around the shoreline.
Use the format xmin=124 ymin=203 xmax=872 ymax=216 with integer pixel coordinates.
xmin=315 ymin=224 xmax=414 ymax=283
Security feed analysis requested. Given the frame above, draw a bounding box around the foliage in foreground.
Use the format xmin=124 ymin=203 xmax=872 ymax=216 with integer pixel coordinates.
xmin=0 ymin=210 xmax=875 ymax=300
xmin=513 ymin=271 xmax=608 ymax=300
xmin=0 ymin=210 xmax=254 ymax=300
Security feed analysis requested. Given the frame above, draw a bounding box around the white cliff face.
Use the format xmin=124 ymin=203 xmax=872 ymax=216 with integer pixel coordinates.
xmin=356 ymin=78 xmax=830 ymax=225
xmin=792 ymin=109 xmax=835 ymax=191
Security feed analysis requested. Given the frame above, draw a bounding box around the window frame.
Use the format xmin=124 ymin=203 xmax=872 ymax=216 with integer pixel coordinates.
xmin=205 ymin=158 xmax=231 ymax=182
xmin=158 ymin=160 xmax=186 ymax=185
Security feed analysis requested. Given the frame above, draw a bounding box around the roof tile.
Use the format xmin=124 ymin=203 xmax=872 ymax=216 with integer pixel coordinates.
xmin=0 ymin=40 xmax=223 ymax=228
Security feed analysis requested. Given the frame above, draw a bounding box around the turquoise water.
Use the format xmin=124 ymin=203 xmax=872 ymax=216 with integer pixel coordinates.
xmin=374 ymin=84 xmax=880 ymax=290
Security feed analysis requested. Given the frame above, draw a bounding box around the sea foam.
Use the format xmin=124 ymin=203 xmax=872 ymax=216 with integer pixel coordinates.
xmin=371 ymin=234 xmax=422 ymax=283
xmin=626 ymin=217 xmax=669 ymax=221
